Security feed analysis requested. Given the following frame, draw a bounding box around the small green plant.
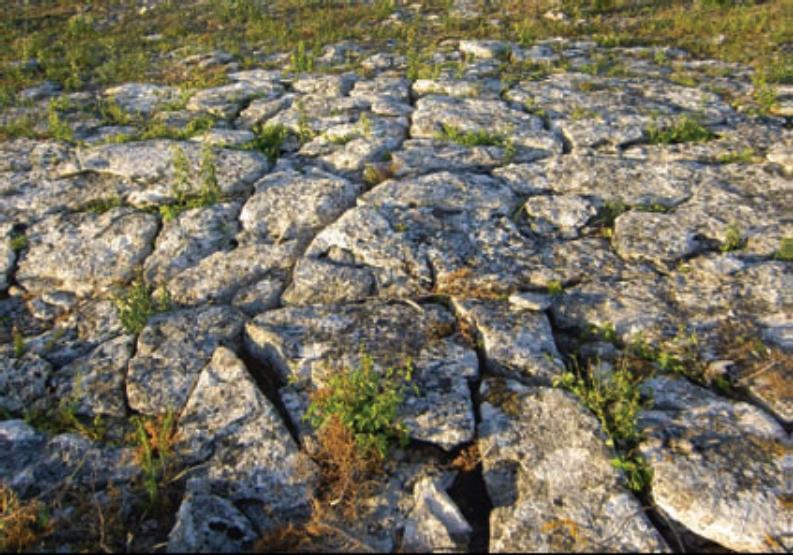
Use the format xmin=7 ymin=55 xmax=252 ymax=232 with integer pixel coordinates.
xmin=554 ymin=357 xmax=652 ymax=492
xmin=24 ymin=400 xmax=108 ymax=443
xmin=291 ymin=41 xmax=315 ymax=73
xmin=435 ymin=123 xmax=509 ymax=149
xmin=250 ymin=123 xmax=288 ymax=163
xmin=9 ymin=232 xmax=27 ymax=254
xmin=170 ymin=144 xmax=191 ymax=200
xmin=716 ymin=147 xmax=757 ymax=164
xmin=645 ymin=115 xmax=715 ymax=144
xmin=12 ymin=327 xmax=25 ymax=358
xmin=775 ymin=237 xmax=793 ymax=261
xmin=358 ymin=113 xmax=372 ymax=136
xmin=546 ymin=280 xmax=564 ymax=296
xmin=112 ymin=276 xmax=172 ymax=335
xmin=198 ymin=143 xmax=220 ymax=205
xmin=570 ymin=104 xmax=597 ymax=121
xmin=46 ymin=101 xmax=74 ymax=143
xmin=160 ymin=144 xmax=222 ymax=221
xmin=304 ymin=351 xmax=413 ymax=461
xmin=99 ymin=98 xmax=136 ymax=126
xmin=596 ymin=199 xmax=629 ymax=237
xmin=752 ymin=69 xmax=777 ymax=115
xmin=588 ymin=322 xmax=618 ymax=344
xmin=81 ymin=195 xmax=122 ymax=214
xmin=129 ymin=411 xmax=177 ymax=507
xmin=720 ymin=222 xmax=745 ymax=252
xmin=296 ymin=102 xmax=316 ymax=144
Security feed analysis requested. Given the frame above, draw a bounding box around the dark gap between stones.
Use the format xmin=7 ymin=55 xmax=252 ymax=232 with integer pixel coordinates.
xmin=237 ymin=346 xmax=302 ymax=445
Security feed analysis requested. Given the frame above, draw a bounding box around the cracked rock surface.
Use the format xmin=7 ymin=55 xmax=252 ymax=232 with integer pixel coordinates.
xmin=1 ymin=30 xmax=789 ymax=554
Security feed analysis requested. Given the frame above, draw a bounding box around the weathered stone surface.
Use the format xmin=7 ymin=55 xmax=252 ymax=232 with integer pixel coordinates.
xmin=391 ymin=139 xmax=544 ymax=178
xmin=144 ymin=202 xmax=240 ymax=284
xmin=127 ymin=305 xmax=246 ymax=415
xmin=478 ymin=379 xmax=669 ymax=552
xmin=174 ymin=347 xmax=318 ymax=533
xmin=459 ymin=39 xmax=510 ymax=60
xmin=506 ymin=72 xmax=730 ymax=152
xmin=402 ymin=475 xmax=473 ymax=552
xmin=508 ymin=291 xmax=553 ymax=312
xmin=300 ymin=114 xmax=408 ymax=174
xmin=639 ymin=376 xmax=788 ymax=552
xmin=191 ymin=128 xmax=255 ymax=147
xmin=411 ymin=95 xmax=561 ymax=159
xmin=187 ymin=80 xmax=284 ymax=118
xmin=613 ymin=209 xmax=705 ymax=267
xmin=50 ymin=335 xmax=134 ymax=419
xmin=286 ymin=171 xmax=544 ymax=304
xmin=0 ymin=223 xmax=14 ymax=292
xmin=0 ymin=351 xmax=53 ymax=415
xmin=507 ymin=154 xmax=700 ymax=207
xmin=167 ymin=242 xmax=300 ymax=306
xmin=16 ymin=208 xmax=158 ymax=297
xmin=238 ymin=167 xmax=362 ymax=245
xmin=103 ymin=83 xmax=179 ymax=116
xmin=231 ymin=278 xmax=284 ymax=316
xmin=453 ymin=299 xmax=563 ymax=384
xmin=524 ymin=194 xmax=598 ymax=238
xmin=0 ymin=420 xmax=140 ymax=498
xmin=245 ymin=301 xmax=478 ymax=451
xmin=168 ymin=493 xmax=258 ymax=553
xmin=552 ymin=276 xmax=676 ymax=343
xmin=77 ymin=140 xmax=269 ymax=194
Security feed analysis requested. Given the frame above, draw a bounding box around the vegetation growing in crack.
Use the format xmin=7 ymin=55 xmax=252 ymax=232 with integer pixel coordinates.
xmin=554 ymin=356 xmax=652 ymax=492
xmin=159 ymin=144 xmax=222 ymax=222
xmin=9 ymin=231 xmax=28 ymax=254
xmin=303 ymin=351 xmax=414 ymax=509
xmin=720 ymin=222 xmax=746 ymax=252
xmin=248 ymin=123 xmax=288 ymax=164
xmin=715 ymin=147 xmax=758 ymax=165
xmin=0 ymin=484 xmax=53 ymax=553
xmin=112 ymin=274 xmax=172 ymax=335
xmin=645 ymin=115 xmax=715 ymax=145
xmin=305 ymin=351 xmax=413 ymax=463
xmin=129 ymin=411 xmax=178 ymax=509
xmin=435 ymin=123 xmax=517 ymax=160
xmin=775 ymin=237 xmax=793 ymax=262
xmin=23 ymin=400 xmax=109 ymax=444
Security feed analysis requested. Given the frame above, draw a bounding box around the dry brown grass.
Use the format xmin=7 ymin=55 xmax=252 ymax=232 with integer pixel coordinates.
xmin=0 ymin=484 xmax=53 ymax=553
xmin=255 ymin=415 xmax=384 ymax=553
xmin=310 ymin=415 xmax=381 ymax=518
xmin=433 ymin=267 xmax=510 ymax=300
xmin=448 ymin=443 xmax=482 ymax=473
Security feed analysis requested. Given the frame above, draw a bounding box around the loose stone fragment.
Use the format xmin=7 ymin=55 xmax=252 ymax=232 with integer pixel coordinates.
xmin=402 ymin=475 xmax=473 ymax=552
xmin=166 ymin=242 xmax=300 ymax=306
xmin=0 ymin=351 xmax=53 ymax=415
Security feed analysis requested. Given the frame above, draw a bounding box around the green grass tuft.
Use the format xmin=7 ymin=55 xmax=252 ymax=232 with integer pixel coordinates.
xmin=645 ymin=115 xmax=715 ymax=145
